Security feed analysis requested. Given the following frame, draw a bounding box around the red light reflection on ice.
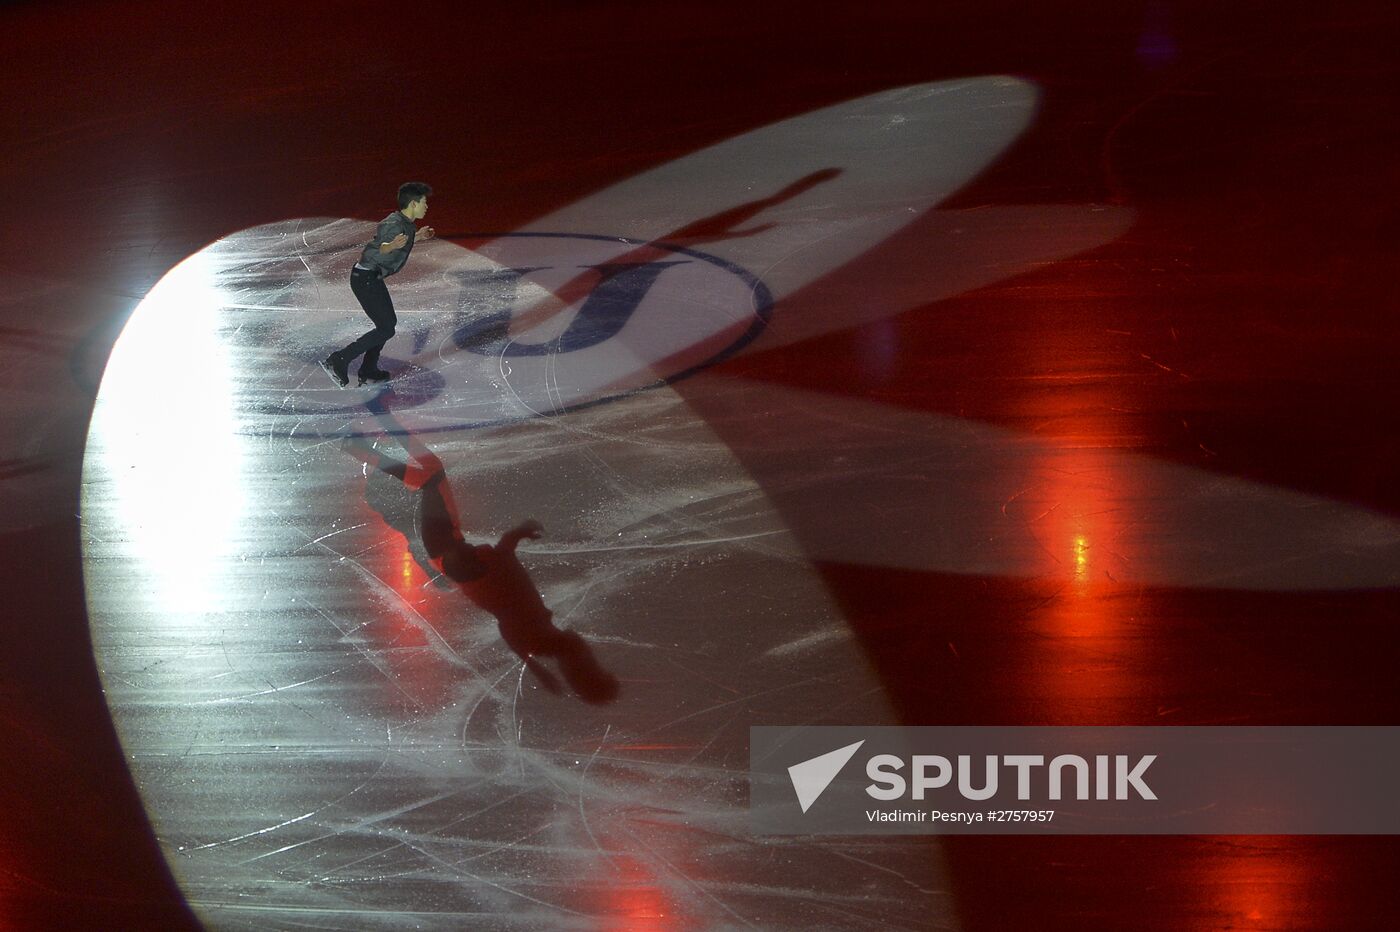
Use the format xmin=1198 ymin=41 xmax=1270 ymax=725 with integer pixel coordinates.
xmin=597 ymin=853 xmax=680 ymax=932
xmin=1011 ymin=440 xmax=1139 ymax=720
xmin=1187 ymin=839 xmax=1305 ymax=930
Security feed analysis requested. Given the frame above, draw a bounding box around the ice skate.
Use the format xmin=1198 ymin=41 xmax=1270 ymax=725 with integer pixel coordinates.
xmin=319 ymin=353 xmax=349 ymax=387
xmin=357 ymin=366 xmax=392 ymax=386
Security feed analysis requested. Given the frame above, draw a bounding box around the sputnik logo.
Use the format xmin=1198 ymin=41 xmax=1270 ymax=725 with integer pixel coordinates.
xmin=788 ymin=740 xmax=866 ymax=813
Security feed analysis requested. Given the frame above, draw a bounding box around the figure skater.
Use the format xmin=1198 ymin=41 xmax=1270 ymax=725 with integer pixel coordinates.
xmin=322 ymin=181 xmax=434 ymax=387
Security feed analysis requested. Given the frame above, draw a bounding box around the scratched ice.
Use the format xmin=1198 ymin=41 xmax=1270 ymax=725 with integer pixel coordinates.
xmin=82 ymin=232 xmax=952 ymax=930
xmin=80 ymin=78 xmax=1397 ymax=930
xmin=83 ymin=78 xmax=1059 ymax=929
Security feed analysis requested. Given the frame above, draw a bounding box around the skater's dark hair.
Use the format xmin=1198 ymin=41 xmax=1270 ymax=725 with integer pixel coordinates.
xmin=397 ymin=182 xmax=433 ymax=209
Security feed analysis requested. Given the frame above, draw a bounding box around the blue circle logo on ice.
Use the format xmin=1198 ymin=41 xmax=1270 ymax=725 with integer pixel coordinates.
xmin=436 ymin=231 xmax=773 ymax=416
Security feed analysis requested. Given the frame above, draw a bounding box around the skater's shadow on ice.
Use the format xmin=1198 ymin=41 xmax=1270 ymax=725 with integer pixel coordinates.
xmin=662 ymin=166 xmax=844 ymax=246
xmin=340 ymin=389 xmax=620 ymax=705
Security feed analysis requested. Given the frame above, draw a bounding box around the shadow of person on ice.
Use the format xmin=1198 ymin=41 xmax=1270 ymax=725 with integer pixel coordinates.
xmin=342 ymin=389 xmax=619 ymax=705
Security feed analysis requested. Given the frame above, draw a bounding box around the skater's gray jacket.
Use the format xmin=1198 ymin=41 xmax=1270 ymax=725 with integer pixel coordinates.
xmin=356 ymin=211 xmax=417 ymax=278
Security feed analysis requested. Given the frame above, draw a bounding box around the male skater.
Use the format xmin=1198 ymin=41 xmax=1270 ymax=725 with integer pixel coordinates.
xmin=322 ymin=182 xmax=435 ymax=386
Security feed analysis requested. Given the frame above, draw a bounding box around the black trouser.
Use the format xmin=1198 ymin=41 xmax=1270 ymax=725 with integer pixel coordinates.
xmin=339 ymin=266 xmax=397 ymax=371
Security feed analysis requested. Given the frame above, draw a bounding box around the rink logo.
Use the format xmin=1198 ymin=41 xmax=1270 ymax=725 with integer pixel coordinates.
xmin=785 ymin=741 xmax=1157 ymax=813
xmin=403 ymin=231 xmax=780 ymax=422
xmin=451 ymin=232 xmax=772 ymax=362
xmin=454 ymin=256 xmax=700 ymax=357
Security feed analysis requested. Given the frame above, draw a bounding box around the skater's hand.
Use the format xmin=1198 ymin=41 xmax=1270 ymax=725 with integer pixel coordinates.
xmin=380 ymin=232 xmax=409 ymax=252
xmin=517 ymin=519 xmax=544 ymax=539
xmin=419 ymin=226 xmax=435 ymax=241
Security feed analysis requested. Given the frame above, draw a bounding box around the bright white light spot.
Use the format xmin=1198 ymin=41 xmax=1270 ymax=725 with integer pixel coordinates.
xmin=89 ymin=252 xmax=247 ymax=619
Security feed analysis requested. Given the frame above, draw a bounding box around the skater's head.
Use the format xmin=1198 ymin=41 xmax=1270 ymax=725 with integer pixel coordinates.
xmin=397 ymin=181 xmax=432 ymax=220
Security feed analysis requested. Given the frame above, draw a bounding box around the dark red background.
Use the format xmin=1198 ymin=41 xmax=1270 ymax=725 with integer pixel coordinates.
xmin=1 ymin=1 xmax=1396 ymax=928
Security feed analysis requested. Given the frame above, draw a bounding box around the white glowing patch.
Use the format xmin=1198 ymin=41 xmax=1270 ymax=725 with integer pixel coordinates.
xmin=527 ymin=77 xmax=1044 ymax=290
xmin=85 ymin=253 xmax=247 ymax=618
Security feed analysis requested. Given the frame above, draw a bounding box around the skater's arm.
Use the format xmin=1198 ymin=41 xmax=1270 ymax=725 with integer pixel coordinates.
xmin=360 ymin=214 xmax=416 ymax=276
xmin=376 ymin=214 xmax=409 ymax=252
xmin=379 ymin=232 xmax=409 ymax=253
